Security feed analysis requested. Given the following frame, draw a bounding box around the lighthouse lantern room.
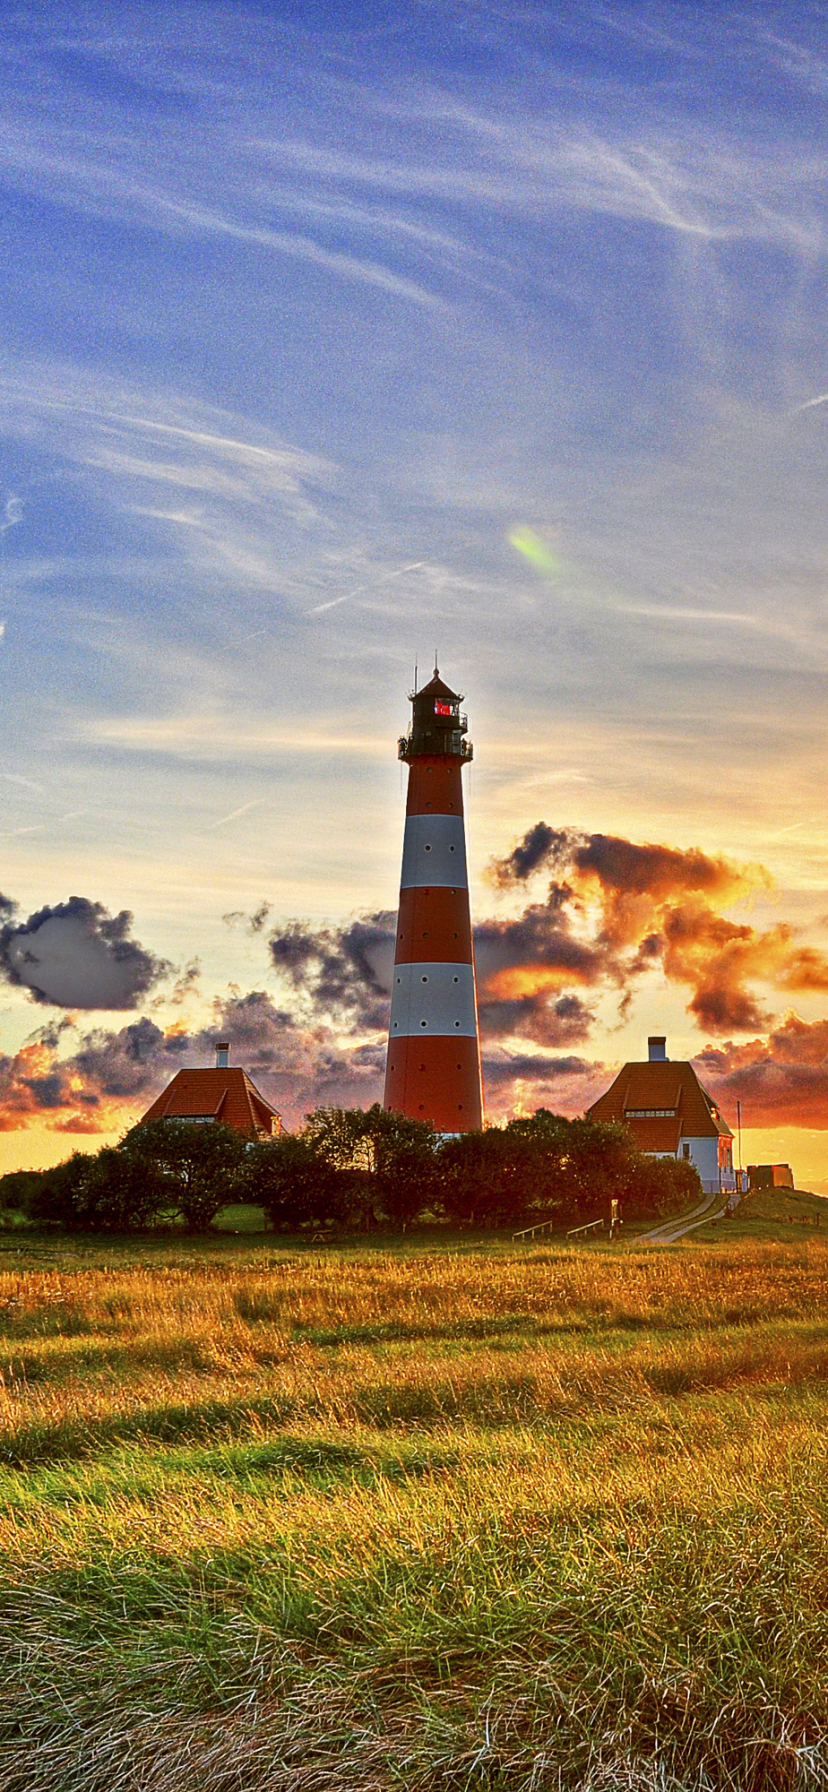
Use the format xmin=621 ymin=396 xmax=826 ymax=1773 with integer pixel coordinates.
xmin=383 ymin=667 xmax=484 ymax=1133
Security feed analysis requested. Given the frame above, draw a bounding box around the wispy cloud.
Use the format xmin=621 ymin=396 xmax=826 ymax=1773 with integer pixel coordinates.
xmin=202 ymin=798 xmax=266 ymax=831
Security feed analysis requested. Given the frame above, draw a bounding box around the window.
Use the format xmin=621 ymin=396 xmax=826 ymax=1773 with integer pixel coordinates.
xmin=625 ymin=1108 xmax=677 ymax=1118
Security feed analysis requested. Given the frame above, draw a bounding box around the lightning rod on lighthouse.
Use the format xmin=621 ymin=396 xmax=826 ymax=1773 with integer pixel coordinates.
xmin=383 ymin=665 xmax=484 ymax=1132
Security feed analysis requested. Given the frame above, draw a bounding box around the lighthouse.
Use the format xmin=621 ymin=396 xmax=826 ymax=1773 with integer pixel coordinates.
xmin=383 ymin=667 xmax=484 ymax=1133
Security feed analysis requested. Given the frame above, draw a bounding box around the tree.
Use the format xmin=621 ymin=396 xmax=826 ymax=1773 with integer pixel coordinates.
xmin=434 ymin=1112 xmax=574 ymax=1230
xmin=245 ymin=1133 xmax=342 ymax=1229
xmin=436 ymin=1126 xmax=531 ymax=1229
xmin=0 ymin=1169 xmax=44 ymax=1214
xmin=302 ymin=1105 xmax=439 ymax=1228
xmin=360 ymin=1105 xmax=439 ymax=1227
xmin=118 ymin=1119 xmax=247 ymax=1230
xmin=28 ymin=1148 xmax=165 ymax=1231
xmin=561 ymin=1118 xmax=637 ymax=1222
xmin=626 ymin=1152 xmax=700 ymax=1220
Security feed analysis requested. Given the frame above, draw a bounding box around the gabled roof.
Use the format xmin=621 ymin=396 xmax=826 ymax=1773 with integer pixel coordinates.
xmin=139 ymin=1067 xmax=280 ymax=1136
xmin=587 ymin=1059 xmax=732 ymax=1139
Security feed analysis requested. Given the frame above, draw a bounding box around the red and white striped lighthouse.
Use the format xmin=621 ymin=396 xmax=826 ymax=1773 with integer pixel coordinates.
xmin=383 ymin=667 xmax=484 ymax=1133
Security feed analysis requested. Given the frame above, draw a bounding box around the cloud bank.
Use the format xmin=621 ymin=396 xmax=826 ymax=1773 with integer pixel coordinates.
xmin=490 ymin=825 xmax=828 ymax=1035
xmin=3 ymin=820 xmax=828 ymax=1135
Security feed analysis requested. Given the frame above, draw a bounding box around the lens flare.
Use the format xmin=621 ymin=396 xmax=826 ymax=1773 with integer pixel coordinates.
xmin=508 ymin=526 xmax=561 ymax=577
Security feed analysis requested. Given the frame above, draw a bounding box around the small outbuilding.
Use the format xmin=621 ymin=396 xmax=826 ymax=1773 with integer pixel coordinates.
xmin=138 ymin=1043 xmax=281 ymax=1140
xmin=748 ymin=1163 xmax=794 ymax=1190
xmin=587 ymin=1036 xmax=736 ymax=1196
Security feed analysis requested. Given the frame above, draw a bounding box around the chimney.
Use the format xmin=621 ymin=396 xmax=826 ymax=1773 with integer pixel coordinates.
xmin=648 ymin=1036 xmax=667 ymax=1061
xmin=215 ymin=1042 xmax=229 ymax=1069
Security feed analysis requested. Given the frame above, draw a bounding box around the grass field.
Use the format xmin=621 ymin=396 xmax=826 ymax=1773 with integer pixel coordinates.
xmin=1 ymin=1203 xmax=827 ymax=1790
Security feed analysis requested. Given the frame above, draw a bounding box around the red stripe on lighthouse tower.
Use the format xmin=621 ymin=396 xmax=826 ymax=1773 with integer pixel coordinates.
xmin=384 ymin=668 xmax=484 ymax=1133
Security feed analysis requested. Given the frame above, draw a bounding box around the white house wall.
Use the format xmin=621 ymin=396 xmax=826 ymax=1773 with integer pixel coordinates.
xmin=644 ymin=1134 xmax=735 ymax=1194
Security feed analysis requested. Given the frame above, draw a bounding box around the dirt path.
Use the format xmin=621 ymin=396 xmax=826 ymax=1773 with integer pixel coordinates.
xmin=639 ymin=1188 xmax=738 ymax=1244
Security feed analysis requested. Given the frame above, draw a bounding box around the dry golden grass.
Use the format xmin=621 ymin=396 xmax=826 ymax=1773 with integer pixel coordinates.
xmin=0 ymin=1231 xmax=827 ymax=1788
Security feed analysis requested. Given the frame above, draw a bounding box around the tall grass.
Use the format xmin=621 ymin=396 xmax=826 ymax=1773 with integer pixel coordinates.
xmin=1 ymin=1232 xmax=827 ymax=1787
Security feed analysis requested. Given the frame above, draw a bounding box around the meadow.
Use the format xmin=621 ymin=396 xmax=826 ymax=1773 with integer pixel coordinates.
xmin=0 ymin=1209 xmax=827 ymax=1790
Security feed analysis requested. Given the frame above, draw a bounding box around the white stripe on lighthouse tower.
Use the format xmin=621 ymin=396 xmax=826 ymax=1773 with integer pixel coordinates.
xmin=389 ymin=962 xmax=478 ymax=1036
xmin=399 ymin=814 xmax=468 ymax=888
xmin=384 ymin=667 xmax=483 ymax=1134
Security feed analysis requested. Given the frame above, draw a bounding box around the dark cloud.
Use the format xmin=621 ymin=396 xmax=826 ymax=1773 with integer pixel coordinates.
xmin=164 ymin=960 xmax=201 ymax=1007
xmin=223 ymin=902 xmax=272 ymax=934
xmin=696 ymin=1014 xmax=828 ymax=1129
xmin=268 ymin=912 xmax=395 ymax=1030
xmin=480 ymin=1050 xmax=609 ymax=1116
xmin=6 ymin=822 xmax=828 ymax=1140
xmin=0 ymin=1015 xmax=187 ymax=1133
xmin=481 ymin=1050 xmax=602 ymax=1089
xmin=492 ymin=823 xmax=569 ymax=885
xmin=0 ymin=897 xmax=171 ymax=1010
xmin=477 ymin=990 xmax=594 ymax=1048
xmin=264 ymin=899 xmax=598 ymax=1051
xmin=71 ymin=1017 xmax=177 ymax=1098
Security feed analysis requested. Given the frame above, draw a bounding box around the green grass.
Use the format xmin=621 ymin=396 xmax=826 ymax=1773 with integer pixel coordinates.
xmin=693 ymin=1184 xmax=828 ymax=1245
xmin=213 ymin=1201 xmax=269 ymax=1232
xmin=1 ymin=1227 xmax=827 ymax=1788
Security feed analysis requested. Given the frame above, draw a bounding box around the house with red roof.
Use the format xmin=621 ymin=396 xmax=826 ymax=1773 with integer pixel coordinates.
xmin=586 ymin=1036 xmax=735 ymax=1195
xmin=139 ymin=1043 xmax=281 ymax=1139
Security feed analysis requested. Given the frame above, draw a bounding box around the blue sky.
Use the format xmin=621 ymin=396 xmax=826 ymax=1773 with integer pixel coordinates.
xmin=3 ymin=1 xmax=828 ymax=1181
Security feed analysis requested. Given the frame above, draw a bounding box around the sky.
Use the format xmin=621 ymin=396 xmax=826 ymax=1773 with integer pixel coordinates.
xmin=2 ymin=0 xmax=828 ymax=1186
